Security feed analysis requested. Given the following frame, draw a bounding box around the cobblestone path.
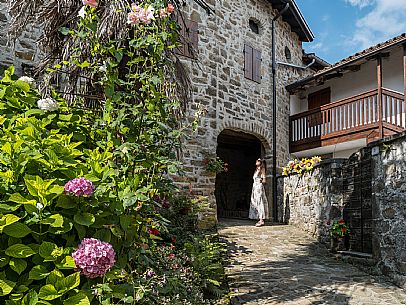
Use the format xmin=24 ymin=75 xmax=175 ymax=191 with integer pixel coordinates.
xmin=218 ymin=219 xmax=406 ymax=305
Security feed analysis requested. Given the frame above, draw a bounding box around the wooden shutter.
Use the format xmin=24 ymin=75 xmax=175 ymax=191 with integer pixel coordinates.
xmin=244 ymin=44 xmax=253 ymax=80
xmin=176 ymin=18 xmax=198 ymax=59
xmin=253 ymin=49 xmax=262 ymax=83
xmin=188 ymin=20 xmax=199 ymax=58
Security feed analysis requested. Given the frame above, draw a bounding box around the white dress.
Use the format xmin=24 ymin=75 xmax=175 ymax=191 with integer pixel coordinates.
xmin=248 ymin=170 xmax=269 ymax=220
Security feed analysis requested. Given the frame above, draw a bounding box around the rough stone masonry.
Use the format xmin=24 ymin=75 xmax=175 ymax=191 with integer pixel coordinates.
xmin=176 ymin=0 xmax=311 ymax=228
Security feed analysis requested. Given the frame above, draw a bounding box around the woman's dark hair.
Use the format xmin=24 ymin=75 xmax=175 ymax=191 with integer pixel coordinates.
xmin=256 ymin=158 xmax=266 ymax=172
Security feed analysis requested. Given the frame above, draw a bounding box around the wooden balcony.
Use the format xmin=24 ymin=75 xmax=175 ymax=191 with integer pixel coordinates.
xmin=290 ymin=88 xmax=406 ymax=153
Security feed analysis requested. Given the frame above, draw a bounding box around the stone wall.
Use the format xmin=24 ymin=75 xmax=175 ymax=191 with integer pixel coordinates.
xmin=0 ymin=0 xmax=41 ymax=75
xmin=278 ymin=159 xmax=346 ymax=243
xmin=177 ymin=0 xmax=311 ymax=228
xmin=279 ymin=132 xmax=406 ymax=287
xmin=370 ymin=131 xmax=406 ymax=287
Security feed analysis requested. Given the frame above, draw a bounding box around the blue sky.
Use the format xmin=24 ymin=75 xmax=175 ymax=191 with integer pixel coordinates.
xmin=295 ymin=0 xmax=406 ymax=64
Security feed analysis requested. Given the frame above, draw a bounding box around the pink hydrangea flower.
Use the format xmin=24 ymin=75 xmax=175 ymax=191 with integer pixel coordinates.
xmin=83 ymin=0 xmax=97 ymax=8
xmin=72 ymin=238 xmax=116 ymax=278
xmin=64 ymin=177 xmax=95 ymax=197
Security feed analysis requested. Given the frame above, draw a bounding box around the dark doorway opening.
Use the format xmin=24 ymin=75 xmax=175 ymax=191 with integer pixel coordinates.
xmin=216 ymin=130 xmax=262 ymax=219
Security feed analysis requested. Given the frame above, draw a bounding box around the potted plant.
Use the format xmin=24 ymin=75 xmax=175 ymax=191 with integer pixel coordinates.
xmin=330 ymin=219 xmax=350 ymax=253
xmin=203 ymin=155 xmax=225 ymax=174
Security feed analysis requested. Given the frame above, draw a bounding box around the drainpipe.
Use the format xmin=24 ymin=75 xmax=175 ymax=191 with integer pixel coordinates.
xmin=271 ymin=2 xmax=289 ymax=223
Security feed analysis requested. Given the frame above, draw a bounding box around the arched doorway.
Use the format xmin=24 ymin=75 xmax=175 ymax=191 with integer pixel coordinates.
xmin=216 ymin=129 xmax=263 ymax=219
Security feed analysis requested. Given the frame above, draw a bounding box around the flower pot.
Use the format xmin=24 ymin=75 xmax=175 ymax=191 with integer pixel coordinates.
xmin=330 ymin=236 xmax=350 ymax=253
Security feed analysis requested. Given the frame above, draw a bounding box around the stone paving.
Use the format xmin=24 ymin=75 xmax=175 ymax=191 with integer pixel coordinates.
xmin=218 ymin=219 xmax=406 ymax=305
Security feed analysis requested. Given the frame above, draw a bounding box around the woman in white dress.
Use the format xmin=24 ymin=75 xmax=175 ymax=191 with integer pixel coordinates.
xmin=248 ymin=158 xmax=269 ymax=227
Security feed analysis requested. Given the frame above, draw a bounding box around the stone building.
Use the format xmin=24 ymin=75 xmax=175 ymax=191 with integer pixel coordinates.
xmin=0 ymin=0 xmax=41 ymax=75
xmin=0 ymin=0 xmax=323 ymax=227
xmin=175 ymin=0 xmax=322 ymax=227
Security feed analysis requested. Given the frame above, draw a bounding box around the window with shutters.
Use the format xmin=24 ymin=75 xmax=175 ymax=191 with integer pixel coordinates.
xmin=176 ymin=18 xmax=198 ymax=59
xmin=244 ymin=44 xmax=262 ymax=83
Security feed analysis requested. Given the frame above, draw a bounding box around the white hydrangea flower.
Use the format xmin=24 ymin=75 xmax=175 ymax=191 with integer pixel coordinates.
xmin=37 ymin=98 xmax=59 ymax=112
xmin=78 ymin=6 xmax=86 ymax=18
xmin=18 ymin=76 xmax=36 ymax=88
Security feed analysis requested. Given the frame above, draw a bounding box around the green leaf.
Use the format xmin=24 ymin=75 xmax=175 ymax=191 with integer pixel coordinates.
xmin=93 ymin=229 xmax=111 ymax=243
xmin=46 ymin=269 xmax=64 ymax=286
xmin=9 ymin=258 xmax=27 ymax=275
xmin=29 ymin=265 xmax=50 ymax=280
xmin=24 ymin=178 xmax=38 ymax=197
xmin=56 ymin=196 xmax=76 ymax=209
xmin=42 ymin=214 xmax=64 ymax=228
xmin=56 ymin=272 xmax=80 ymax=293
xmin=39 ymin=242 xmax=63 ymax=261
xmin=22 ymin=290 xmax=38 ymax=305
xmin=63 ymin=292 xmax=90 ymax=305
xmin=0 ymin=254 xmax=9 ymax=268
xmin=74 ymin=213 xmax=95 ymax=226
xmin=38 ymin=284 xmax=62 ymax=300
xmin=3 ymin=222 xmax=32 ymax=238
xmin=8 ymin=193 xmax=36 ymax=206
xmin=2 ymin=142 xmax=12 ymax=155
xmin=5 ymin=244 xmax=36 ymax=258
xmin=15 ymin=80 xmax=30 ymax=92
xmin=0 ymin=272 xmax=16 ymax=296
xmin=55 ymin=256 xmax=76 ymax=270
xmin=120 ymin=215 xmax=132 ymax=231
xmin=0 ymin=214 xmax=20 ymax=233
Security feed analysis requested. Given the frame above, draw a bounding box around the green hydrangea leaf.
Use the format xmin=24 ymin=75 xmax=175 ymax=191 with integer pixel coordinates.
xmin=39 ymin=242 xmax=63 ymax=261
xmin=0 ymin=272 xmax=16 ymax=296
xmin=63 ymin=292 xmax=90 ymax=305
xmin=21 ymin=290 xmax=38 ymax=305
xmin=3 ymin=222 xmax=32 ymax=238
xmin=29 ymin=265 xmax=50 ymax=280
xmin=42 ymin=214 xmax=64 ymax=228
xmin=5 ymin=244 xmax=36 ymax=258
xmin=56 ymin=256 xmax=76 ymax=270
xmin=9 ymin=258 xmax=27 ymax=275
xmin=73 ymin=213 xmax=95 ymax=226
xmin=56 ymin=272 xmax=80 ymax=293
xmin=0 ymin=214 xmax=20 ymax=233
xmin=38 ymin=284 xmax=62 ymax=300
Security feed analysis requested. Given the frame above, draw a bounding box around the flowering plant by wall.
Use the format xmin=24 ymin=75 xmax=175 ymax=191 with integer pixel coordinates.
xmin=203 ymin=155 xmax=225 ymax=174
xmin=282 ymin=156 xmax=322 ymax=176
xmin=330 ymin=219 xmax=350 ymax=239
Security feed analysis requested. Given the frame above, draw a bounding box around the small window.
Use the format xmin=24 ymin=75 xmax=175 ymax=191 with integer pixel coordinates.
xmin=249 ymin=19 xmax=260 ymax=34
xmin=285 ymin=46 xmax=292 ymax=62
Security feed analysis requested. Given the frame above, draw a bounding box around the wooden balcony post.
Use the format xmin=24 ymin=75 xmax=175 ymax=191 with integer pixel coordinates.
xmin=377 ymin=55 xmax=383 ymax=138
xmin=403 ymin=43 xmax=406 ymax=127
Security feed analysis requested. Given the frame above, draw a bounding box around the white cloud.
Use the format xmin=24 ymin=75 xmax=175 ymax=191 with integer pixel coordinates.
xmin=345 ymin=0 xmax=375 ymax=8
xmin=349 ymin=0 xmax=406 ymax=49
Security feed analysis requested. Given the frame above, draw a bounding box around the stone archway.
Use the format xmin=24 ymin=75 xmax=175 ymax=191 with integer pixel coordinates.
xmin=215 ymin=129 xmax=264 ymax=219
